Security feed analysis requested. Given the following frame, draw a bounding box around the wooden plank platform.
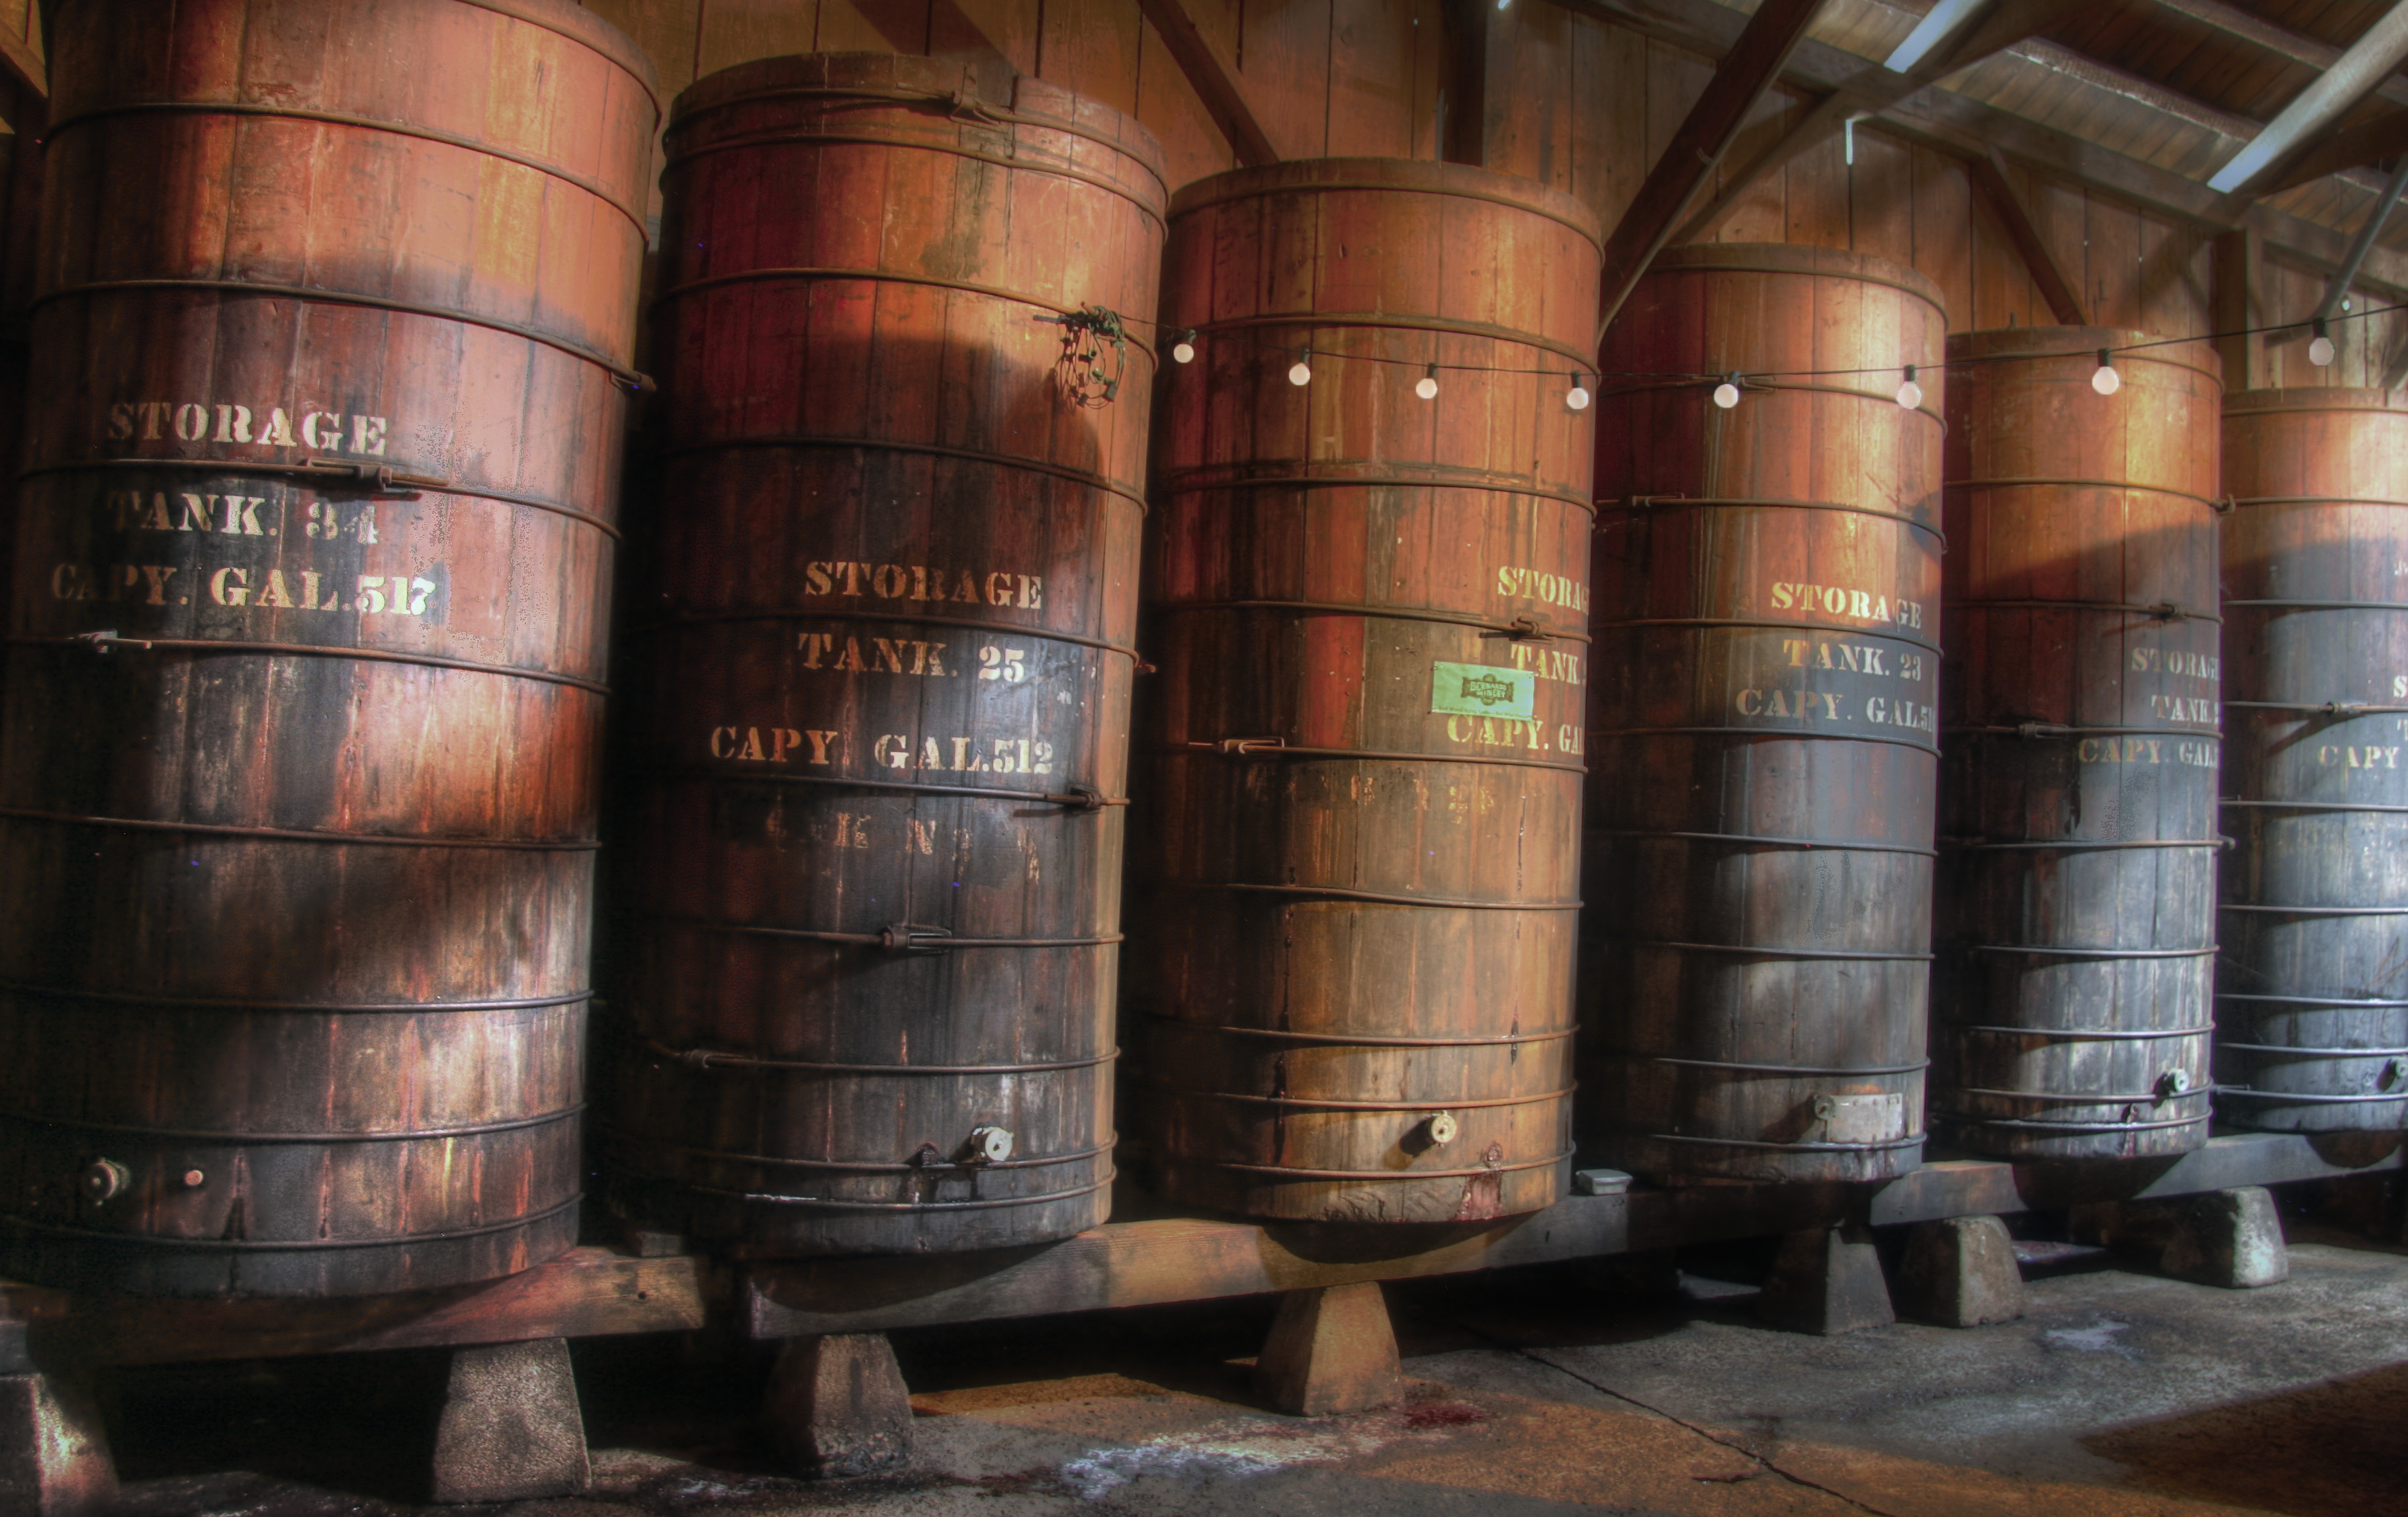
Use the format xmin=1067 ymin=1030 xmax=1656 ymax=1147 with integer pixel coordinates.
xmin=746 ymin=1133 xmax=2403 ymax=1337
xmin=0 ymin=1247 xmax=705 ymax=1367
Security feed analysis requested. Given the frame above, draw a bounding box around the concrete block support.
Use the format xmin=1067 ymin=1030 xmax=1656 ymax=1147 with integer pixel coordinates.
xmin=2157 ymin=1187 xmax=2290 ymax=1289
xmin=1895 ymin=1215 xmax=2026 ymax=1326
xmin=1255 ymin=1281 xmax=1400 ymax=1416
xmin=0 ymin=1358 xmax=115 ymax=1517
xmin=429 ymin=1337 xmax=591 ymax=1504
xmin=763 ymin=1332 xmax=913 ymax=1477
xmin=1758 ymin=1224 xmax=1896 ymax=1335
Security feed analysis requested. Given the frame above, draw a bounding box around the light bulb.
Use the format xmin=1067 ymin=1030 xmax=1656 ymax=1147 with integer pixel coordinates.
xmin=1288 ymin=352 xmax=1312 ymax=387
xmin=1171 ymin=332 xmax=1196 ymax=364
xmin=1896 ymin=364 xmax=1921 ymax=410
xmin=2309 ymin=321 xmax=2335 ymax=367
xmin=1566 ymin=375 xmax=1591 ymax=410
xmin=1415 ymin=363 xmax=1439 ymax=400
xmin=1712 ymin=381 xmax=1740 ymax=410
xmin=2092 ymin=350 xmax=2121 ymax=396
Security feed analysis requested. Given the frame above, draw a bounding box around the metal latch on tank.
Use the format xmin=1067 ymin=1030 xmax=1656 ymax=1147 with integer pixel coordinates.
xmin=1811 ymin=1093 xmax=1905 ymax=1145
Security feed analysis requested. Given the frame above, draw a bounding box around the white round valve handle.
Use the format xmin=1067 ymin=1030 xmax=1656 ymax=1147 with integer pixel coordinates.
xmin=969 ymin=1125 xmax=1016 ymax=1164
xmin=1425 ymin=1111 xmax=1460 ymax=1146
xmin=79 ymin=1157 xmax=130 ymax=1203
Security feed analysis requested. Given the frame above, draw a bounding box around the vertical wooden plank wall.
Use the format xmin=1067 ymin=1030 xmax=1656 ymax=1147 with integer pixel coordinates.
xmin=574 ymin=0 xmax=2378 ymax=351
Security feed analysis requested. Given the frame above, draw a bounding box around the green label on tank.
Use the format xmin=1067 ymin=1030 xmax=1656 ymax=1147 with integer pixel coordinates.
xmin=1430 ymin=662 xmax=1535 ymax=718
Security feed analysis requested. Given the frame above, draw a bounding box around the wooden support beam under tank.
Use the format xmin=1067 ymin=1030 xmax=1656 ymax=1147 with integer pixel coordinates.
xmin=1593 ymin=0 xmax=1830 ymax=343
xmin=1130 ymin=0 xmax=1279 ymax=167
xmin=742 ymin=1132 xmax=2403 ymax=1338
xmin=0 ymin=1248 xmax=704 ymax=1368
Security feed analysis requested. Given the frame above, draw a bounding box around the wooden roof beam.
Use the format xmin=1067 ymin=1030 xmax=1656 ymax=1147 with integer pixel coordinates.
xmin=1132 ymin=0 xmax=1278 ymax=167
xmin=1595 ymin=0 xmax=1830 ymax=344
xmin=1669 ymin=0 xmax=2092 ymax=246
xmin=2151 ymin=0 xmax=2408 ymax=114
xmin=1969 ymin=146 xmax=2088 ymax=323
xmin=2209 ymin=4 xmax=2408 ymax=195
xmin=2261 ymin=106 xmax=2408 ymax=196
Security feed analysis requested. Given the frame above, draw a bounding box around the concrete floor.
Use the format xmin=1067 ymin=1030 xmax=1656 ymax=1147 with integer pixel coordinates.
xmin=95 ymin=1220 xmax=2408 ymax=1517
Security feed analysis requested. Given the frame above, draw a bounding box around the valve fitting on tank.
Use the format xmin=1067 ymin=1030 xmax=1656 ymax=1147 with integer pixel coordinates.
xmin=967 ymin=1126 xmax=1016 ymax=1164
xmin=79 ymin=1158 xmax=130 ymax=1204
xmin=2155 ymin=1069 xmax=2193 ymax=1102
xmin=1419 ymin=1112 xmax=1459 ymax=1148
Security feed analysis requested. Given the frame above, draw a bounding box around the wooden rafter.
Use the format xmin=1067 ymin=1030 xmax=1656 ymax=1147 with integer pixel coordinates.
xmin=1668 ymin=0 xmax=2090 ymax=247
xmin=1132 ymin=0 xmax=1278 ymax=167
xmin=1969 ymin=146 xmax=2088 ymax=324
xmin=2263 ymin=108 xmax=2408 ymax=197
xmin=1593 ymin=0 xmax=1830 ymax=345
xmin=2209 ymin=3 xmax=2408 ymax=195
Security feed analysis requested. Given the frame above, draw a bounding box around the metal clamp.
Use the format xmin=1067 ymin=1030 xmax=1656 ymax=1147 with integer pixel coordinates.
xmin=1195 ymin=736 xmax=1285 ymax=757
xmin=881 ymin=923 xmax=952 ymax=953
xmin=302 ymin=457 xmax=451 ymax=494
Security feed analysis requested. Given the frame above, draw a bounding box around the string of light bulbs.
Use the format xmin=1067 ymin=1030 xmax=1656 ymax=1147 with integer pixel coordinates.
xmin=1094 ymin=294 xmax=2408 ymax=415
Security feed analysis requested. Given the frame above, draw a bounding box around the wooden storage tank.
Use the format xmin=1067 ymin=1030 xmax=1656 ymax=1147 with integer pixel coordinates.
xmin=1936 ymin=328 xmax=2222 ymax=1159
xmin=1136 ymin=159 xmax=1600 ymax=1222
xmin=607 ymin=54 xmax=1163 ymax=1254
xmin=1583 ymin=244 xmax=1943 ymax=1184
xmin=2219 ymin=389 xmax=2408 ymax=1131
xmin=0 ymin=0 xmax=656 ymax=1294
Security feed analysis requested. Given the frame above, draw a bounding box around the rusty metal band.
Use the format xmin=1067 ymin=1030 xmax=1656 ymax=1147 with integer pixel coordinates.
xmin=1953 ymin=1085 xmax=2208 ymax=1105
xmin=1607 ymin=1055 xmax=1929 ymax=1076
xmin=1164 ymin=472 xmax=1595 ymax=513
xmin=2221 ymin=903 xmax=2408 ymax=915
xmin=657 ymin=434 xmax=1147 ymax=512
xmin=19 ymin=458 xmax=621 ymax=539
xmin=1940 ymin=1023 xmax=2212 ymax=1040
xmin=1945 ymin=477 xmax=2217 ymax=508
xmin=638 ymin=1037 xmax=1114 ymax=1076
xmin=2225 ymin=698 xmax=2408 ymax=711
xmin=1612 ymin=939 xmax=1932 ymax=961
xmin=1744 ymin=379 xmax=1942 ymax=420
xmin=645 ymin=607 xmax=1139 ymax=659
xmin=2219 ymin=992 xmax=2408 ymax=1007
xmin=43 ymin=102 xmax=648 ymax=231
xmin=1137 ymin=1013 xmax=1574 ymax=1049
xmin=2222 ymin=798 xmax=2408 ymax=812
xmin=453 ymin=0 xmax=662 ymax=110
xmin=1949 ymin=598 xmax=2218 ymax=622
xmin=2213 ymin=1087 xmax=2407 ymax=1105
xmin=1190 ymin=311 xmax=1595 ymax=371
xmin=1935 ymin=1113 xmax=2206 ymax=1134
xmin=0 ymin=1107 xmax=580 ymax=1144
xmin=9 ymin=635 xmax=611 ymax=694
xmin=34 ymin=279 xmax=647 ymax=389
xmin=1161 ymin=1085 xmax=1574 ymax=1113
xmin=1965 ymin=944 xmax=2215 ymax=959
xmin=664 ymin=85 xmax=1167 ymax=197
xmin=613 ymin=1138 xmax=1115 ymax=1172
xmin=1154 ymin=600 xmax=1591 ymax=645
xmin=664 ymin=128 xmax=1166 ymax=230
xmin=664 ymin=919 xmax=1120 ymax=950
xmin=1181 ymin=176 xmax=1599 ymax=244
xmin=683 ymin=1175 xmax=1114 ymax=1212
xmin=1586 ymin=725 xmax=1939 ymax=756
xmin=1596 ymin=615 xmax=1941 ymax=657
xmin=1160 ymin=881 xmax=1578 ymax=910
xmin=1179 ymin=740 xmax=1585 ymax=775
xmin=1608 ymin=495 xmax=1945 ymax=545
xmin=0 ymin=1193 xmax=584 ymax=1250
xmin=1632 ymin=1132 xmax=1924 ymax=1154
xmin=0 ymin=808 xmax=598 ymax=851
xmin=1589 ymin=828 xmax=1936 ymax=857
xmin=1942 ymin=838 xmax=2222 ymax=851
xmin=650 ymin=266 xmax=1155 ymax=361
xmin=1588 ymin=380 xmax=1940 ymax=424
xmin=1637 ymin=255 xmax=1945 ymax=306
xmin=2224 ymin=599 xmax=2408 ymax=612
xmin=662 ymin=769 xmax=1122 ymax=809
xmin=1944 ymin=723 xmax=2217 ymax=739
xmin=2225 ymin=494 xmax=2408 ymax=509
xmin=1192 ymin=1151 xmax=1573 ymax=1180
xmin=2217 ymin=1042 xmax=2408 ymax=1056
xmin=0 ymin=983 xmax=588 ymax=1014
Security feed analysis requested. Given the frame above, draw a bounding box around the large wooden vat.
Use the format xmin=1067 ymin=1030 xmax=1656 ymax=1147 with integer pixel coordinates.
xmin=1583 ymin=244 xmax=1943 ymax=1184
xmin=607 ymin=54 xmax=1163 ymax=1254
xmin=0 ymin=0 xmax=655 ymax=1294
xmin=1134 ymin=160 xmax=1600 ymax=1222
xmin=2219 ymin=389 xmax=2408 ymax=1132
xmin=1936 ymin=328 xmax=2222 ymax=1159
